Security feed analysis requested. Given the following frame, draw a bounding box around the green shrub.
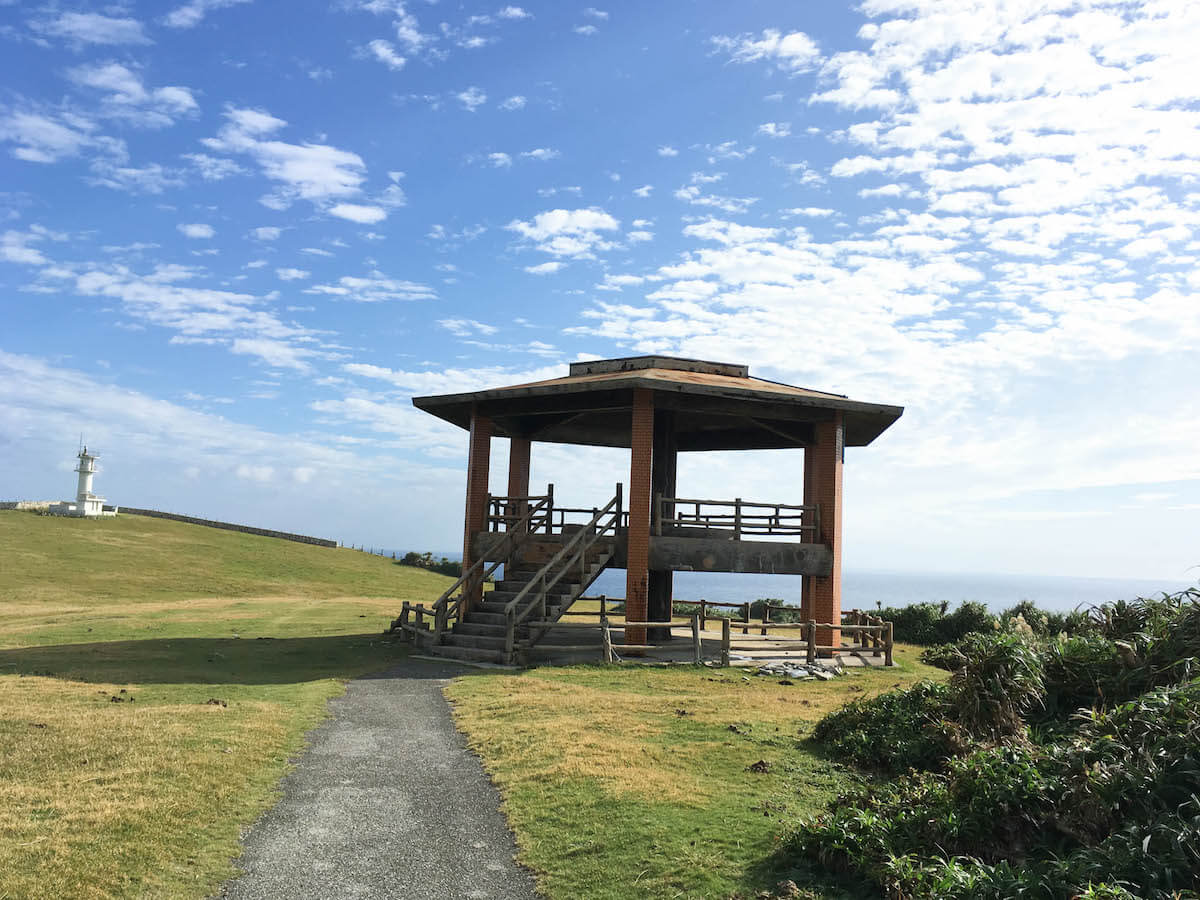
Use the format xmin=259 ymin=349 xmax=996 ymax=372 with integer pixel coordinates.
xmin=949 ymin=631 xmax=1045 ymax=738
xmin=811 ymin=680 xmax=957 ymax=773
xmin=874 ymin=600 xmax=998 ymax=645
xmin=789 ymin=677 xmax=1200 ymax=899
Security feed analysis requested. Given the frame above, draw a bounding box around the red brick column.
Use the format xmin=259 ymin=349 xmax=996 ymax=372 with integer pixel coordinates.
xmin=507 ymin=437 xmax=531 ymax=499
xmin=506 ymin=436 xmax=532 ymax=535
xmin=625 ymin=389 xmax=654 ymax=647
xmin=461 ymin=411 xmax=492 ymax=613
xmin=800 ymin=443 xmax=817 ymax=620
xmin=811 ymin=413 xmax=843 ymax=653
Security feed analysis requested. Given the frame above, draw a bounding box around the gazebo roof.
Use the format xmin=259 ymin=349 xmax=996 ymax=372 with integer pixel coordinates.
xmin=413 ymin=356 xmax=903 ymax=450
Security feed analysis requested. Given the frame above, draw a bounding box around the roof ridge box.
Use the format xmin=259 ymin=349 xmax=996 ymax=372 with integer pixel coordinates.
xmin=569 ymin=355 xmax=748 ymax=378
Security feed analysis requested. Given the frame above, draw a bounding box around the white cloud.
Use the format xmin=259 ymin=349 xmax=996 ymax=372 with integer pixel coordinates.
xmin=0 ymin=112 xmax=94 ymax=163
xmin=499 ymin=95 xmax=527 ymax=110
xmin=498 ymin=7 xmax=531 ymax=20
xmin=305 ymin=272 xmax=436 ymax=302
xmin=657 ymin=146 xmax=679 ymax=157
xmin=231 ymin=338 xmax=316 ymax=372
xmin=488 ymin=152 xmax=513 ymax=168
xmin=202 ymin=107 xmax=376 ymax=219
xmin=276 ymin=267 xmax=310 ymax=281
xmin=456 ymin=87 xmax=487 ymax=111
xmin=506 ymin=208 xmax=621 ymax=258
xmin=757 ymin=122 xmax=791 ymax=138
xmin=439 ymin=318 xmax=499 ymax=337
xmin=67 ymin=63 xmax=198 ymax=129
xmin=252 ymin=226 xmax=282 ymax=240
xmin=525 ymin=261 xmax=564 ymax=274
xmin=184 ymin=153 xmax=245 ymax=180
xmin=163 ymin=0 xmax=252 ymax=29
xmin=31 ymin=12 xmax=150 ymax=45
xmin=521 ymin=148 xmax=560 ymax=161
xmin=633 ymin=185 xmax=653 ymax=198
xmin=584 ymin=8 xmax=608 ymax=19
xmin=1 ymin=229 xmax=49 ymax=265
xmin=712 ymin=29 xmax=821 ymax=73
xmin=575 ymin=25 xmax=598 ymax=35
xmin=367 ymin=39 xmax=406 ymax=70
xmin=328 ymin=203 xmax=387 ymax=224
xmin=178 ymin=223 xmax=215 ymax=239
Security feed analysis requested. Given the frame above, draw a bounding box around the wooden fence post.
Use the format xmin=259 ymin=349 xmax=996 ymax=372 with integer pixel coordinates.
xmin=761 ymin=602 xmax=769 ymax=637
xmin=806 ymin=619 xmax=816 ymax=666
xmin=885 ymin=621 xmax=894 ymax=667
xmin=721 ymin=616 xmax=731 ymax=667
xmin=733 ymin=497 xmax=742 ymax=541
xmin=691 ymin=615 xmax=702 ymax=665
xmin=599 ymin=594 xmax=607 ymax=618
xmin=601 ymin=616 xmax=613 ymax=663
xmin=700 ymin=598 xmax=707 ymax=631
xmin=742 ymin=601 xmax=750 ymax=635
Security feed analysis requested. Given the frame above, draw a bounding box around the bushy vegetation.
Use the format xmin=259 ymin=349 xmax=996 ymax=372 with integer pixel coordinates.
xmin=873 ymin=599 xmax=997 ymax=645
xmin=786 ymin=588 xmax=1200 ymax=898
xmin=396 ymin=550 xmax=463 ymax=577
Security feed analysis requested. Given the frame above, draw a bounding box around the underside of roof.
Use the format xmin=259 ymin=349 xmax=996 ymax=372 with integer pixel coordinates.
xmin=413 ymin=356 xmax=904 ymax=449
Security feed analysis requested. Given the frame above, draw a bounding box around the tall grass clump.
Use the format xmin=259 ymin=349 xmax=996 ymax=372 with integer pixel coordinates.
xmin=786 ymin=587 xmax=1200 ymax=899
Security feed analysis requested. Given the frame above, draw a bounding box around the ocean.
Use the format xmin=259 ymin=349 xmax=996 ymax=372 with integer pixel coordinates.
xmin=587 ymin=568 xmax=1196 ymax=614
xmin=366 ymin=547 xmax=1194 ymax=614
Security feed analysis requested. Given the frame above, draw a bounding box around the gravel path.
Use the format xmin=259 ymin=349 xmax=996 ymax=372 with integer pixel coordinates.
xmin=219 ymin=657 xmax=540 ymax=900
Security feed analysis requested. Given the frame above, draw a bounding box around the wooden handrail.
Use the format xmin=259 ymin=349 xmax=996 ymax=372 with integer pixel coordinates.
xmin=505 ymin=487 xmax=622 ymax=628
xmin=426 ymin=493 xmax=554 ymax=637
xmin=654 ymin=494 xmax=820 ymax=540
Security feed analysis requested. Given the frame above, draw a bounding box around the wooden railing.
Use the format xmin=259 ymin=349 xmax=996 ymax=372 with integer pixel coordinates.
xmin=503 ymin=485 xmax=624 ymax=656
xmin=489 ymin=487 xmax=631 ymax=536
xmin=390 ymin=494 xmax=554 ymax=644
xmin=654 ymin=494 xmax=819 ymax=541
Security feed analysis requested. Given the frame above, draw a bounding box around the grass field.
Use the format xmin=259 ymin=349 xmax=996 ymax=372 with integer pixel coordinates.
xmin=0 ymin=510 xmax=443 ymax=899
xmin=2 ymin=508 xmax=947 ymax=899
xmin=447 ymin=646 xmax=946 ymax=899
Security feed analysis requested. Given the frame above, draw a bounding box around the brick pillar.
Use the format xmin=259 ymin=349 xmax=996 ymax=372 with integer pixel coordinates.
xmin=800 ymin=443 xmax=817 ymax=620
xmin=507 ymin=437 xmax=531 ymax=499
xmin=647 ymin=409 xmax=677 ymax=641
xmin=811 ymin=413 xmax=843 ymax=653
xmin=461 ymin=411 xmax=492 ymax=613
xmin=625 ymin=389 xmax=654 ymax=648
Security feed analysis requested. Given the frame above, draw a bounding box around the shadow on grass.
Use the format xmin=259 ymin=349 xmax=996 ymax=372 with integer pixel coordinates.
xmin=0 ymin=634 xmax=475 ymax=685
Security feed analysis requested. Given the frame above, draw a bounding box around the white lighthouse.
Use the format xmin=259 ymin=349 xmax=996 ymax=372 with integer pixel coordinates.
xmin=50 ymin=444 xmax=118 ymax=517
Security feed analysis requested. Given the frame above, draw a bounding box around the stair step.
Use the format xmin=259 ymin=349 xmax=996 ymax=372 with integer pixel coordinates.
xmin=429 ymin=644 xmax=510 ymax=664
xmin=454 ymin=622 xmax=507 ymax=637
xmin=445 ymin=634 xmax=509 ymax=650
xmin=466 ymin=611 xmax=506 ymax=626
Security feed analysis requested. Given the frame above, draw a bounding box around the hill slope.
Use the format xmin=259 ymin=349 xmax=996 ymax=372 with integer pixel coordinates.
xmin=0 ymin=509 xmax=444 ymax=899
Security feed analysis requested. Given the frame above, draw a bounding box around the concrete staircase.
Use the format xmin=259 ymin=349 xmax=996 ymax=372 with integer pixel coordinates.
xmin=433 ymin=539 xmax=616 ymax=665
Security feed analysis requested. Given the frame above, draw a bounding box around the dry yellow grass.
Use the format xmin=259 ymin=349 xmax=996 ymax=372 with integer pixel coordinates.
xmin=0 ymin=511 xmax=446 ymax=898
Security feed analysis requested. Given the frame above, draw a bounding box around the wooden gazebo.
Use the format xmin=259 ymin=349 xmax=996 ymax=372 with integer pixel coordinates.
xmin=399 ymin=355 xmax=903 ymax=665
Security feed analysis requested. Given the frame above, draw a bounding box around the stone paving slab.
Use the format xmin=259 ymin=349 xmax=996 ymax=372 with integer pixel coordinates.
xmin=219 ymin=658 xmax=539 ymax=900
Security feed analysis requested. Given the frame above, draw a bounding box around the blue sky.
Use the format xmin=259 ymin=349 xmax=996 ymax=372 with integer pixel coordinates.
xmin=1 ymin=0 xmax=1198 ymax=581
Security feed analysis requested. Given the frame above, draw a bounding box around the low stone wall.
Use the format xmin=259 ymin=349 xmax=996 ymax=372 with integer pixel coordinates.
xmin=0 ymin=500 xmax=54 ymax=511
xmin=120 ymin=507 xmax=336 ymax=548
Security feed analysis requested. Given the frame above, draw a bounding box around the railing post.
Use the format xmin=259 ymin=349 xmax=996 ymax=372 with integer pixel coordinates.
xmin=615 ymin=482 xmax=623 ymax=534
xmin=601 ymin=616 xmax=613 ymax=663
xmin=734 ymin=497 xmax=742 ymax=541
xmin=700 ymin=598 xmax=707 ymax=631
xmin=399 ymin=602 xmax=411 ymax=641
xmin=885 ymin=621 xmax=894 ymax=667
xmin=761 ymin=601 xmax=769 ymax=636
xmin=600 ymin=594 xmax=607 ymax=618
xmin=546 ymin=483 xmax=554 ymax=534
xmin=691 ymin=615 xmax=702 ymax=665
xmin=742 ymin=601 xmax=750 ymax=635
xmin=806 ymin=620 xmax=817 ymax=665
xmin=873 ymin=615 xmax=883 ymax=657
xmin=721 ymin=616 xmax=731 ymax=667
